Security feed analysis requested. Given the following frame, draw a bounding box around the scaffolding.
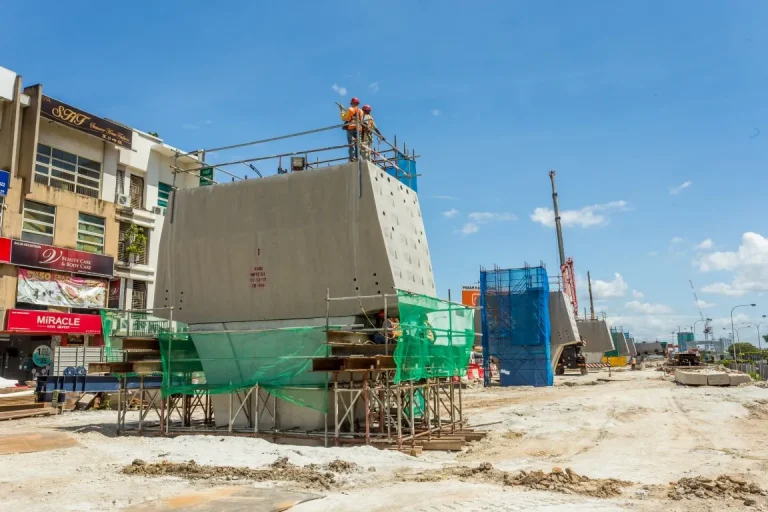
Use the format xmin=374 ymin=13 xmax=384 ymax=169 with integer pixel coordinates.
xmin=107 ymin=291 xmax=479 ymax=451
xmin=480 ymin=264 xmax=552 ymax=387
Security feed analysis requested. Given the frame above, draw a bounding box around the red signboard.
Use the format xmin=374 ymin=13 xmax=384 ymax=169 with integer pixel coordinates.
xmin=6 ymin=309 xmax=102 ymax=334
xmin=10 ymin=239 xmax=113 ymax=277
xmin=0 ymin=237 xmax=10 ymax=263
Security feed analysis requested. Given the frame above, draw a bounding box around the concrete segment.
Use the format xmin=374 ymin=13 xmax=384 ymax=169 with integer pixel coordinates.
xmin=730 ymin=374 xmax=752 ymax=386
xmin=576 ymin=319 xmax=615 ymax=352
xmin=675 ymin=370 xmax=708 ymax=386
xmin=549 ymin=291 xmax=581 ymax=374
xmin=154 ymin=161 xmax=435 ymax=324
xmin=614 ymin=332 xmax=630 ymax=356
xmin=707 ymin=373 xmax=731 ymax=386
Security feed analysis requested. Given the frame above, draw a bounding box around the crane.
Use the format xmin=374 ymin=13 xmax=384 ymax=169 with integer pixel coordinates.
xmin=549 ymin=170 xmax=578 ymax=313
xmin=689 ymin=280 xmax=712 ymax=341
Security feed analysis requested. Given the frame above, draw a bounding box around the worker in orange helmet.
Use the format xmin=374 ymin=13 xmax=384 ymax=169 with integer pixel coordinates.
xmin=338 ymin=97 xmax=363 ymax=162
xmin=360 ymin=105 xmax=380 ymax=161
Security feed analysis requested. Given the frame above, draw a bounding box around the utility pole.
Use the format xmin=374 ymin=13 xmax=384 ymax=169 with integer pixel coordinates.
xmin=587 ymin=271 xmax=595 ymax=320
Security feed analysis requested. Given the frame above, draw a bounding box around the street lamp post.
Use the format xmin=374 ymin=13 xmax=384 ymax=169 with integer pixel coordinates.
xmin=731 ymin=304 xmax=756 ymax=359
xmin=756 ymin=315 xmax=767 ymax=362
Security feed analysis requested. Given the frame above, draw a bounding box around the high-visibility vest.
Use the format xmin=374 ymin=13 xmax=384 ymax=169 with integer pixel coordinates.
xmin=362 ymin=114 xmax=375 ymax=134
xmin=341 ymin=107 xmax=362 ymax=130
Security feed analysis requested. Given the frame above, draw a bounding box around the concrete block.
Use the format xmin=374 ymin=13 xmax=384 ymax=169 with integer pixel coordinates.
xmin=707 ymin=373 xmax=731 ymax=386
xmin=577 ymin=320 xmax=615 ymax=352
xmin=675 ymin=370 xmax=708 ymax=386
xmin=549 ymin=291 xmax=580 ymax=374
xmin=729 ymin=373 xmax=752 ymax=386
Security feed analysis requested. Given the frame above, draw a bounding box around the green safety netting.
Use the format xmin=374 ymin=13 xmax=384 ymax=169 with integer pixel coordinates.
xmin=158 ymin=327 xmax=330 ymax=411
xmin=100 ymin=310 xmax=186 ymax=363
xmin=393 ymin=290 xmax=475 ymax=383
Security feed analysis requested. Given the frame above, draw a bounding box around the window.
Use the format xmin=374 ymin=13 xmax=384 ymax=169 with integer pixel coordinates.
xmin=129 ymin=174 xmax=144 ymax=209
xmin=35 ymin=144 xmax=101 ymax=198
xmin=158 ymin=182 xmax=172 ymax=212
xmin=115 ymin=168 xmax=125 ymax=202
xmin=118 ymin=222 xmax=149 ymax=264
xmin=132 ymin=281 xmax=147 ymax=310
xmin=77 ymin=213 xmax=105 ymax=254
xmin=22 ymin=200 xmax=55 ymax=245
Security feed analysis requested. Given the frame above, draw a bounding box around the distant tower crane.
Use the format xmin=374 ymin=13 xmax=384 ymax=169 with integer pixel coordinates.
xmin=549 ymin=170 xmax=578 ymax=313
xmin=689 ymin=280 xmax=712 ymax=341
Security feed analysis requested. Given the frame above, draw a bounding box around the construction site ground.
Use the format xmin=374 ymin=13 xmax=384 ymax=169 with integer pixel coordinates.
xmin=3 ymin=368 xmax=768 ymax=511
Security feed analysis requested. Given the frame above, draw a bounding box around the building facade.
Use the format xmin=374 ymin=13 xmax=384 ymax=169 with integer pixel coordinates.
xmin=0 ymin=65 xmax=199 ymax=381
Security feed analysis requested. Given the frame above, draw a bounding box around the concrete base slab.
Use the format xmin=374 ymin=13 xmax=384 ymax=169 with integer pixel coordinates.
xmin=730 ymin=374 xmax=753 ymax=386
xmin=707 ymin=373 xmax=731 ymax=386
xmin=675 ymin=370 xmax=709 ymax=386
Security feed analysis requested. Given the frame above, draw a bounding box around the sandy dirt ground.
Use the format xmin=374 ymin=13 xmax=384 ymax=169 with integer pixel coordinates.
xmin=2 ymin=368 xmax=768 ymax=511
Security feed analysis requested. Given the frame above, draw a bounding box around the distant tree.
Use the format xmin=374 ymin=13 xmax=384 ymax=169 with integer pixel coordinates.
xmin=148 ymin=131 xmax=159 ymax=138
xmin=731 ymin=342 xmax=760 ymax=355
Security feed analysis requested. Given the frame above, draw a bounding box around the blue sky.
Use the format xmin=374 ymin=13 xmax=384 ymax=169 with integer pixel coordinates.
xmin=3 ymin=1 xmax=768 ymax=343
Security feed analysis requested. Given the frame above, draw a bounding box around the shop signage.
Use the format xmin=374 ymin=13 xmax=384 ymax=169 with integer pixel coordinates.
xmin=461 ymin=288 xmax=479 ymax=307
xmin=108 ymin=278 xmax=121 ymax=309
xmin=40 ymin=95 xmax=133 ymax=149
xmin=11 ymin=239 xmax=114 ymax=277
xmin=7 ymin=309 xmax=102 ymax=334
xmin=17 ymin=268 xmax=107 ymax=309
xmin=0 ymin=169 xmax=9 ymax=196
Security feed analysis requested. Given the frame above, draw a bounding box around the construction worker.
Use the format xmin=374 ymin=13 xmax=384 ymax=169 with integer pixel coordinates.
xmin=360 ymin=105 xmax=380 ymax=161
xmin=338 ymin=97 xmax=363 ymax=162
xmin=630 ymin=354 xmax=637 ymax=371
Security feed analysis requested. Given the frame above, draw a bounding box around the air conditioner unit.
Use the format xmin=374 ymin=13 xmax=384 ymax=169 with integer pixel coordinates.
xmin=116 ymin=194 xmax=130 ymax=207
xmin=151 ymin=206 xmax=164 ymax=215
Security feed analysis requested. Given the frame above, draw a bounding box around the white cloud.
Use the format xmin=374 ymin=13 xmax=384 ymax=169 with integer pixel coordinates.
xmin=695 ymin=238 xmax=714 ymax=250
xmin=468 ymin=212 xmax=517 ymax=222
xmin=442 ymin=208 xmax=460 ymax=218
xmin=331 ymin=83 xmax=347 ymax=97
xmin=591 ymin=273 xmax=628 ymax=299
xmin=625 ymin=300 xmax=673 ymax=314
xmin=431 ymin=109 xmax=442 ymax=117
xmin=632 ymin=289 xmax=644 ymax=299
xmin=670 ymin=181 xmax=693 ymax=195
xmin=457 ymin=223 xmax=479 ymax=235
xmin=697 ymin=232 xmax=768 ymax=296
xmin=369 ymin=81 xmax=379 ymax=93
xmin=182 ymin=119 xmax=213 ymax=130
xmin=530 ymin=200 xmax=627 ymax=228
xmin=696 ymin=300 xmax=716 ymax=309
xmin=671 ymin=236 xmax=684 ymax=244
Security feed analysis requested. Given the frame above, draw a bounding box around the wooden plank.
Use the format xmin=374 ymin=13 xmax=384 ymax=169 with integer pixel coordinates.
xmin=122 ymin=337 xmax=160 ymax=351
xmin=132 ymin=360 xmax=163 ymax=373
xmin=88 ymin=362 xmax=132 ymax=374
xmin=312 ymin=358 xmax=344 ymax=372
xmin=414 ymin=439 xmax=465 ymax=451
xmin=330 ymin=343 xmax=391 ymax=357
xmin=0 ymin=408 xmax=55 ymax=421
xmin=0 ymin=403 xmax=45 ymax=413
xmin=76 ymin=393 xmax=97 ymax=410
xmin=342 ymin=356 xmax=396 ymax=371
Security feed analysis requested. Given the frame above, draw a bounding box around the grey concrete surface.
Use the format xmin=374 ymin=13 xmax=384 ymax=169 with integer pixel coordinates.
xmin=154 ymin=161 xmax=435 ymax=325
xmin=707 ymin=373 xmax=731 ymax=386
xmin=576 ymin=319 xmax=615 ymax=352
xmin=635 ymin=342 xmax=664 ymax=355
xmin=730 ymin=374 xmax=752 ymax=386
xmin=674 ymin=370 xmax=708 ymax=386
xmin=549 ymin=291 xmax=580 ymax=372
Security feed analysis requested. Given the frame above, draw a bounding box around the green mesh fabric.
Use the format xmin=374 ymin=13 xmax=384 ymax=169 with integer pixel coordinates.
xmin=393 ymin=291 xmax=475 ymax=383
xmin=158 ymin=327 xmax=330 ymax=411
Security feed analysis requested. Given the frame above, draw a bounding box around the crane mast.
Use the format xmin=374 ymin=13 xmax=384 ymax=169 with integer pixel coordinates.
xmin=549 ymin=170 xmax=578 ymax=313
xmin=689 ymin=280 xmax=711 ymax=342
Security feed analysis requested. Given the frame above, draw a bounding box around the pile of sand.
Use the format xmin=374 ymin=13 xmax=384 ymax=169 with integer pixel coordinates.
xmin=668 ymin=475 xmax=765 ymax=505
xmin=123 ymin=457 xmax=359 ymax=490
xmin=397 ymin=464 xmax=629 ymax=499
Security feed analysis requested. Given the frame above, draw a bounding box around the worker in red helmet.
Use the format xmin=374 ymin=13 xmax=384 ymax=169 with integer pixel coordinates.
xmin=338 ymin=97 xmax=363 ymax=162
xmin=360 ymin=105 xmax=380 ymax=161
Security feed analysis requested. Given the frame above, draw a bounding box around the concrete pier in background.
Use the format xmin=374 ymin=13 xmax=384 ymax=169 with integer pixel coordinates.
xmin=549 ymin=291 xmax=580 ymax=372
